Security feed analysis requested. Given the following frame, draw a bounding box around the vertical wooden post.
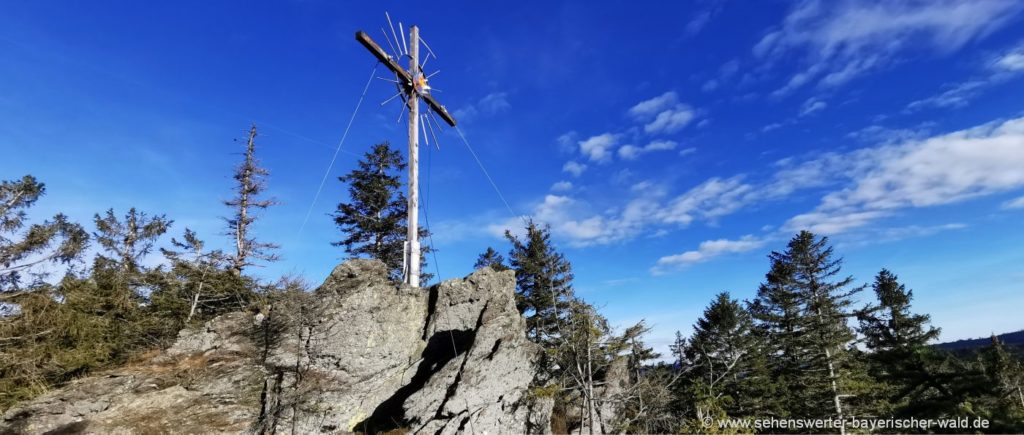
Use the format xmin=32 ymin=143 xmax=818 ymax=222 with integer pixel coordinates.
xmin=356 ymin=21 xmax=457 ymax=288
xmin=406 ymin=25 xmax=421 ymax=288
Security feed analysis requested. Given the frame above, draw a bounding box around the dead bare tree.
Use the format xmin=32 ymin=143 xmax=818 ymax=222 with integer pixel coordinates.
xmin=224 ymin=124 xmax=279 ymax=275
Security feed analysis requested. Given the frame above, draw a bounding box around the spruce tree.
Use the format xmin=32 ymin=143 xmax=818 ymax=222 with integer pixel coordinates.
xmin=93 ymin=207 xmax=172 ymax=276
xmin=678 ymin=292 xmax=772 ymax=427
xmin=0 ymin=176 xmax=88 ymax=409
xmin=334 ymin=142 xmax=431 ymax=282
xmin=224 ymin=124 xmax=279 ymax=275
xmin=504 ymin=220 xmax=573 ymax=344
xmin=858 ymin=269 xmax=943 ymax=415
xmin=1 ymin=201 xmax=169 ymax=410
xmin=0 ymin=175 xmax=88 ymax=293
xmin=976 ymin=336 xmax=1024 ymax=432
xmin=750 ymin=231 xmax=868 ymax=425
xmin=747 ymin=251 xmax=802 ymax=418
xmin=473 ymin=246 xmax=508 ymax=271
xmin=860 ymin=269 xmax=940 ymax=355
xmin=88 ymin=208 xmax=172 ymax=351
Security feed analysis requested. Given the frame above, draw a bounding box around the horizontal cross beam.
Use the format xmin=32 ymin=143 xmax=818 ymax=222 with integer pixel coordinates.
xmin=355 ymin=31 xmax=410 ymax=84
xmin=355 ymin=31 xmax=457 ymax=127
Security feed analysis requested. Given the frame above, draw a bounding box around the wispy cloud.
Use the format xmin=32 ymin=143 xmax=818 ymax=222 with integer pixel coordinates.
xmin=482 ymin=176 xmax=758 ymax=248
xmin=647 ymin=116 xmax=1024 ymax=272
xmin=995 ymin=45 xmax=1024 ymax=71
xmin=486 ymin=194 xmax=638 ymax=247
xmin=550 ymin=181 xmax=573 ymax=192
xmin=618 ymin=140 xmax=678 ymax=160
xmin=846 ymin=123 xmax=936 ymax=145
xmin=683 ymin=0 xmax=728 ymax=36
xmin=755 ymin=0 xmax=1023 ymax=95
xmin=577 ymin=133 xmax=618 ymax=162
xmin=652 ymin=235 xmax=766 ymax=274
xmin=628 ymin=92 xmax=679 ymax=118
xmin=839 ymin=223 xmax=968 ymax=248
xmin=786 ymin=116 xmax=1024 ymax=234
xmin=556 ymin=131 xmax=578 ymax=153
xmin=799 ymin=97 xmax=827 ymax=116
xmin=905 ymin=80 xmax=989 ymax=111
xmin=656 ymin=176 xmax=754 ymax=225
xmin=702 ymin=59 xmax=741 ymax=93
xmin=628 ymin=91 xmax=696 ymax=134
xmin=906 ymin=41 xmax=1024 ymax=111
xmin=562 ymin=161 xmax=587 ymax=177
xmin=561 ymin=91 xmax=699 ymax=174
xmin=478 ymin=92 xmax=510 ymax=113
xmin=452 ymin=91 xmax=511 ymax=121
xmin=1003 ymin=195 xmax=1024 ymax=209
xmin=488 ymin=117 xmax=1024 ymax=254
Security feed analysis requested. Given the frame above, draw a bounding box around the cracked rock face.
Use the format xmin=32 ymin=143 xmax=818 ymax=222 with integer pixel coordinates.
xmin=0 ymin=260 xmax=551 ymax=434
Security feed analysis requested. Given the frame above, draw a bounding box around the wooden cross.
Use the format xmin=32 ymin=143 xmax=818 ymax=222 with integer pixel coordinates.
xmin=355 ymin=24 xmax=457 ymax=288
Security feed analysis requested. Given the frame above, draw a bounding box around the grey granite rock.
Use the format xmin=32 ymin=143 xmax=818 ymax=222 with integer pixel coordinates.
xmin=0 ymin=260 xmax=550 ymax=435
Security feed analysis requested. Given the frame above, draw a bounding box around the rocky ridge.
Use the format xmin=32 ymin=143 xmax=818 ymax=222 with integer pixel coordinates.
xmin=0 ymin=260 xmax=552 ymax=434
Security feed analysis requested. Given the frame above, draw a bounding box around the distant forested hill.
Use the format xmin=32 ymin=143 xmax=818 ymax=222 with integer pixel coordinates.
xmin=936 ymin=330 xmax=1024 ymax=356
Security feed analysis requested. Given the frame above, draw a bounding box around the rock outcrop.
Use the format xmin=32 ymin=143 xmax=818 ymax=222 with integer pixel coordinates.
xmin=0 ymin=260 xmax=551 ymax=434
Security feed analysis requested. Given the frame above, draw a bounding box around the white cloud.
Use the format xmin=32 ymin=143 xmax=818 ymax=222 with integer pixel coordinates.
xmin=629 ymin=92 xmax=679 ymax=118
xmin=452 ymin=91 xmax=511 ymax=121
xmin=617 ymin=145 xmax=642 ymax=160
xmin=785 ymin=210 xmax=890 ymax=235
xmin=652 ymin=235 xmax=765 ymax=274
xmin=628 ymin=91 xmax=696 ymax=134
xmin=484 ymin=176 xmax=757 ymax=248
xmin=522 ymin=195 xmax=637 ymax=247
xmin=682 ymin=0 xmax=727 ymax=37
xmin=786 ymin=116 xmax=1024 ymax=233
xmin=847 ymin=124 xmax=935 ymax=145
xmin=618 ymin=140 xmax=679 ymax=160
xmin=755 ymin=0 xmax=1023 ymax=94
xmin=906 ymin=79 xmax=988 ymax=111
xmin=556 ymin=131 xmax=578 ymax=153
xmin=907 ymin=41 xmax=1024 ymax=111
xmin=799 ymin=97 xmax=828 ymax=116
xmin=491 ymin=117 xmax=1024 ymax=254
xmin=993 ymin=41 xmax=1024 ymax=72
xmin=996 ymin=51 xmax=1024 ymax=71
xmin=1003 ymin=195 xmax=1024 ymax=209
xmin=645 ymin=140 xmax=677 ymax=151
xmin=829 ymin=118 xmax=1024 ymax=208
xmin=686 ymin=10 xmax=713 ymax=35
xmin=702 ymin=60 xmax=741 ymax=93
xmin=644 ymin=107 xmax=695 ymax=134
xmin=719 ymin=59 xmax=740 ymax=80
xmin=562 ymin=161 xmax=587 ymax=177
xmin=761 ymin=153 xmax=850 ymax=198
xmin=679 ymin=147 xmax=697 ymax=157
xmin=578 ymin=133 xmax=618 ymax=162
xmin=841 ymin=223 xmax=968 ymax=247
xmin=551 ymin=181 xmax=573 ymax=192
xmin=656 ymin=176 xmax=754 ymax=225
xmin=451 ymin=105 xmax=477 ymax=121
xmin=478 ymin=92 xmax=510 ymax=114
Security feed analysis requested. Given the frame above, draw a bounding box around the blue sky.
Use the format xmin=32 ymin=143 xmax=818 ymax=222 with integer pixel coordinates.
xmin=3 ymin=1 xmax=1024 ymax=356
